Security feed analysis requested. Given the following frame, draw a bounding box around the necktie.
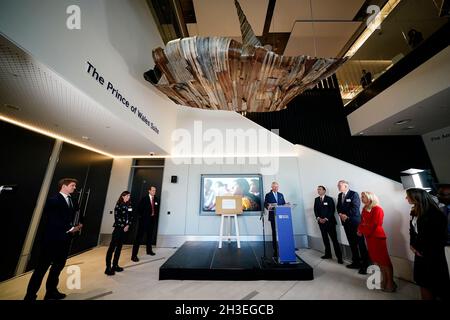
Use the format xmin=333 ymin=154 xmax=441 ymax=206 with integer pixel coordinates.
xmin=342 ymin=193 xmax=346 ymax=203
xmin=446 ymin=206 xmax=450 ymax=242
xmin=67 ymin=195 xmax=73 ymax=209
xmin=274 ymin=192 xmax=278 ymax=203
xmin=150 ymin=196 xmax=155 ymax=215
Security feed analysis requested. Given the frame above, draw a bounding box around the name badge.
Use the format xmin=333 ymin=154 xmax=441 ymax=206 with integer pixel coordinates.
xmin=128 ymin=208 xmax=133 ymax=211
xmin=346 ymin=199 xmax=351 ymax=202
xmin=323 ymin=202 xmax=328 ymax=205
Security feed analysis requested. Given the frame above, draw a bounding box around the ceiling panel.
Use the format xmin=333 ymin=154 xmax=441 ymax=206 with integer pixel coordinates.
xmin=270 ymin=0 xmax=365 ymax=33
xmin=193 ymin=0 xmax=269 ymax=37
xmin=284 ymin=21 xmax=361 ymax=57
xmin=360 ymin=87 xmax=450 ymax=136
xmin=186 ymin=23 xmax=199 ymax=36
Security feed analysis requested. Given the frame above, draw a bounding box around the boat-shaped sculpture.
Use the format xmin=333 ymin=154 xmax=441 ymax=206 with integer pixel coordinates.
xmin=151 ymin=0 xmax=346 ymax=112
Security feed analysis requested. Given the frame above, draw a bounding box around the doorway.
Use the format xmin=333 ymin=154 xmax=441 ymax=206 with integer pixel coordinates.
xmin=126 ymin=159 xmax=164 ymax=245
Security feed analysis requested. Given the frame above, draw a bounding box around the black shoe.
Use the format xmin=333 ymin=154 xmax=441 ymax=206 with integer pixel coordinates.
xmin=346 ymin=263 xmax=361 ymax=269
xmin=358 ymin=265 xmax=369 ymax=274
xmin=337 ymin=259 xmax=344 ymax=264
xmin=131 ymin=256 xmax=139 ymax=262
xmin=147 ymin=251 xmax=155 ymax=256
xmin=24 ymin=293 xmax=37 ymax=301
xmin=113 ymin=266 xmax=124 ymax=272
xmin=321 ymin=255 xmax=332 ymax=259
xmin=44 ymin=291 xmax=66 ymax=300
xmin=104 ymin=267 xmax=115 ymax=276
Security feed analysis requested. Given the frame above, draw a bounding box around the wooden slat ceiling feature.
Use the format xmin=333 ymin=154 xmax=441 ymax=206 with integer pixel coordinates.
xmin=284 ymin=21 xmax=362 ymax=57
xmin=270 ymin=0 xmax=365 ymax=33
xmin=152 ymin=37 xmax=346 ymax=112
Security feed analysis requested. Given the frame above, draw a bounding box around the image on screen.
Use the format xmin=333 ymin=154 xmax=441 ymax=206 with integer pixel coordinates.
xmin=200 ymin=174 xmax=263 ymax=215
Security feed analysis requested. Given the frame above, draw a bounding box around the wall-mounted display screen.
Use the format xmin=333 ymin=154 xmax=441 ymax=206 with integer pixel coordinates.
xmin=200 ymin=174 xmax=263 ymax=215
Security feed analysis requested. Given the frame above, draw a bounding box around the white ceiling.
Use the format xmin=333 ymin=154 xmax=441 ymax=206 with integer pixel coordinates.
xmin=0 ymin=36 xmax=166 ymax=156
xmin=193 ymin=0 xmax=269 ymax=37
xmin=270 ymin=0 xmax=365 ymax=32
xmin=284 ymin=21 xmax=362 ymax=57
xmin=188 ymin=0 xmax=365 ymax=58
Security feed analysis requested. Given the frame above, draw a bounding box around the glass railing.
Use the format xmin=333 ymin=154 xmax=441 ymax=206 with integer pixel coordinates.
xmin=336 ymin=0 xmax=448 ymax=106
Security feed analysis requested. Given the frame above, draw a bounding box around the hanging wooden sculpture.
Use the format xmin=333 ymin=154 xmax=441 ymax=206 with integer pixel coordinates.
xmin=151 ymin=0 xmax=346 ymax=112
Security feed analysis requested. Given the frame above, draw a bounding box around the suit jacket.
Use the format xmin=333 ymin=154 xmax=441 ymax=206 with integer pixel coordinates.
xmin=410 ymin=208 xmax=448 ymax=258
xmin=336 ymin=190 xmax=361 ymax=225
xmin=314 ymin=195 xmax=336 ymax=225
xmin=137 ymin=194 xmax=160 ymax=224
xmin=264 ymin=191 xmax=286 ymax=221
xmin=43 ymin=193 xmax=78 ymax=243
xmin=358 ymin=206 xmax=387 ymax=238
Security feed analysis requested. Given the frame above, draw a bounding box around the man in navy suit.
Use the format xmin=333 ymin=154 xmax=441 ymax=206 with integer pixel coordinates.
xmin=132 ymin=186 xmax=160 ymax=261
xmin=336 ymin=180 xmax=368 ymax=274
xmin=314 ymin=185 xmax=343 ymax=263
xmin=24 ymin=178 xmax=83 ymax=300
xmin=264 ymin=181 xmax=288 ymax=258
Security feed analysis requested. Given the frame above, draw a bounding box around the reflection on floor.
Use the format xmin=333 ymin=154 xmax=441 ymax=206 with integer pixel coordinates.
xmin=0 ymin=245 xmax=420 ymax=300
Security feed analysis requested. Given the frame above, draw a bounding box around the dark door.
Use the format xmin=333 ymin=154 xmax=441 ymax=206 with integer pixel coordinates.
xmin=69 ymin=153 xmax=112 ymax=254
xmin=27 ymin=143 xmax=112 ymax=271
xmin=127 ymin=166 xmax=164 ymax=245
xmin=0 ymin=121 xmax=55 ymax=281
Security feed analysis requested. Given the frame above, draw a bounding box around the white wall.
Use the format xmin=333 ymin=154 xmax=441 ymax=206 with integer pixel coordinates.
xmin=296 ymin=144 xmax=414 ymax=280
xmin=347 ymin=46 xmax=450 ymax=135
xmin=422 ymin=125 xmax=450 ymax=183
xmin=0 ymin=0 xmax=177 ymax=153
xmin=158 ymin=156 xmax=307 ymax=242
xmin=100 ymin=158 xmax=133 ymax=234
xmin=98 ymin=107 xmax=416 ymax=279
xmin=296 ymin=145 xmax=413 ymax=257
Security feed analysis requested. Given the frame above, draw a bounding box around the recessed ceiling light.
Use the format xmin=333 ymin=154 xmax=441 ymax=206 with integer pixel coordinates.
xmin=402 ymin=126 xmax=415 ymax=130
xmin=359 ymin=132 xmax=364 ymax=135
xmin=82 ymin=136 xmax=90 ymax=140
xmin=395 ymin=119 xmax=411 ymax=125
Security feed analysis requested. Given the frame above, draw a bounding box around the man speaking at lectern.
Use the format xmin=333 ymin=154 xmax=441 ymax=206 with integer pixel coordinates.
xmin=264 ymin=182 xmax=288 ymax=258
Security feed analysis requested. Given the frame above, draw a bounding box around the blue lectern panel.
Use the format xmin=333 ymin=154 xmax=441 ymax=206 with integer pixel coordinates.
xmin=275 ymin=206 xmax=297 ymax=263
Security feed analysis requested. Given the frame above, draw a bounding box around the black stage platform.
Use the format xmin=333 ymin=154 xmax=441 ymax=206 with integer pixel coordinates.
xmin=159 ymin=241 xmax=314 ymax=281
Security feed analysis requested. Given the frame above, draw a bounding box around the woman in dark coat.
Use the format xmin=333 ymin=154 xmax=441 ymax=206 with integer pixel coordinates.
xmin=105 ymin=191 xmax=133 ymax=275
xmin=406 ymin=188 xmax=449 ymax=300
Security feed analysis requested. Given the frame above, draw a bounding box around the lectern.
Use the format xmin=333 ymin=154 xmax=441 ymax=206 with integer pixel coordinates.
xmin=274 ymin=205 xmax=297 ymax=263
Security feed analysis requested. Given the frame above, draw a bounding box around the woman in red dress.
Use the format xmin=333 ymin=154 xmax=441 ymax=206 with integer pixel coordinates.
xmin=358 ymin=191 xmax=396 ymax=292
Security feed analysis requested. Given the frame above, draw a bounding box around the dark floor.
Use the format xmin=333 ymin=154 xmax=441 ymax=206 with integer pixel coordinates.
xmin=159 ymin=241 xmax=314 ymax=281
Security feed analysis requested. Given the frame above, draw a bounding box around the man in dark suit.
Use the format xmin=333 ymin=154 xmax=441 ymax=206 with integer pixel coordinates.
xmin=24 ymin=178 xmax=83 ymax=300
xmin=264 ymin=181 xmax=288 ymax=258
xmin=131 ymin=186 xmax=159 ymax=261
xmin=314 ymin=185 xmax=343 ymax=263
xmin=336 ymin=180 xmax=369 ymax=274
